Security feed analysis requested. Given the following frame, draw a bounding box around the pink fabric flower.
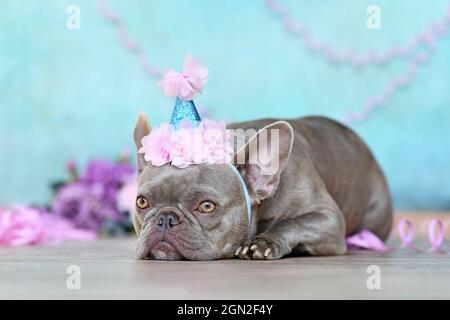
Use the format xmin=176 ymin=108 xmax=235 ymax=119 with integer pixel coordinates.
xmin=138 ymin=119 xmax=232 ymax=168
xmin=159 ymin=54 xmax=209 ymax=101
xmin=170 ymin=127 xmax=195 ymax=168
xmin=0 ymin=206 xmax=95 ymax=247
xmin=201 ymin=119 xmax=233 ymax=164
xmin=139 ymin=123 xmax=173 ymax=166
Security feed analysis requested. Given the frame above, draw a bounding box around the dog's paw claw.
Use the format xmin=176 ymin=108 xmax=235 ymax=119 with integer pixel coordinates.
xmin=236 ymin=238 xmax=280 ymax=260
xmin=252 ymin=250 xmax=263 ymax=259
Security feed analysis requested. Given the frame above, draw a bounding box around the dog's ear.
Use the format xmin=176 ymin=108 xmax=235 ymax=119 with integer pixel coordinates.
xmin=234 ymin=121 xmax=294 ymax=204
xmin=133 ymin=112 xmax=151 ymax=173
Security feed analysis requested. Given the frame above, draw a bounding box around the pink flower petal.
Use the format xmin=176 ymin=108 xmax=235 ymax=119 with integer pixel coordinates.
xmin=0 ymin=206 xmax=96 ymax=247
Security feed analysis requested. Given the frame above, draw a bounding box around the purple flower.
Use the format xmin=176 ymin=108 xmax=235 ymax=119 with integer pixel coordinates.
xmin=52 ymin=159 xmax=136 ymax=231
xmin=52 ymin=182 xmax=113 ymax=230
xmin=81 ymin=159 xmax=134 ymax=187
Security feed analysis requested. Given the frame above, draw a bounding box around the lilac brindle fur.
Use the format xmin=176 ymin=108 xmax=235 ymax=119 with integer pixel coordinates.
xmin=132 ymin=113 xmax=392 ymax=260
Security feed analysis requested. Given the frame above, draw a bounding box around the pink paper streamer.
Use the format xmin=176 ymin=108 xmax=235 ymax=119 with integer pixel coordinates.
xmin=428 ymin=219 xmax=445 ymax=252
xmin=346 ymin=229 xmax=389 ymax=252
xmin=347 ymin=218 xmax=448 ymax=253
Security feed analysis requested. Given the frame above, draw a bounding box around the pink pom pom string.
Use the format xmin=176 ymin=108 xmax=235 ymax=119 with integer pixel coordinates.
xmin=265 ymin=0 xmax=450 ymax=126
xmin=98 ymin=0 xmax=215 ymax=118
xmin=341 ymin=50 xmax=430 ymax=126
xmin=265 ymin=0 xmax=450 ymax=68
xmin=99 ymin=0 xmax=449 ymax=126
xmin=98 ymin=0 xmax=163 ymax=79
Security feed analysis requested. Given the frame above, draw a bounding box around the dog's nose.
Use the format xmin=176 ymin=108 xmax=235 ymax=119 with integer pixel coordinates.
xmin=156 ymin=211 xmax=181 ymax=230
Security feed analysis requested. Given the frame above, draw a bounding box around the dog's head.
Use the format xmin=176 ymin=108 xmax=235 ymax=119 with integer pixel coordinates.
xmin=132 ymin=113 xmax=294 ymax=260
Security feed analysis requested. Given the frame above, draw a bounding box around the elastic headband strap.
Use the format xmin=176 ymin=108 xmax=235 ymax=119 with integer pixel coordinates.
xmin=228 ymin=164 xmax=253 ymax=239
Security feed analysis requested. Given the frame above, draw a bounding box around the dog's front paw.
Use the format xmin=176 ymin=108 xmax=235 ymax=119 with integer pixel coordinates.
xmin=235 ymin=237 xmax=285 ymax=260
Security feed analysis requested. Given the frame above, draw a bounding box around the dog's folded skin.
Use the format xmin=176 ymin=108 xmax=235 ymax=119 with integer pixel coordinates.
xmin=132 ymin=114 xmax=393 ymax=260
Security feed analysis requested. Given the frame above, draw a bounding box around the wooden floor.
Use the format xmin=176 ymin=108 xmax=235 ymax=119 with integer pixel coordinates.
xmin=1 ymin=236 xmax=450 ymax=299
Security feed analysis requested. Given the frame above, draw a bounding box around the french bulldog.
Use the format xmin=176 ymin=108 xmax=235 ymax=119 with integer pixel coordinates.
xmin=132 ymin=113 xmax=392 ymax=260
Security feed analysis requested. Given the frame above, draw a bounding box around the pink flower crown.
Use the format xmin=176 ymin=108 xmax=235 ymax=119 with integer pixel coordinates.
xmin=139 ymin=54 xmax=233 ymax=168
xmin=138 ymin=119 xmax=233 ymax=168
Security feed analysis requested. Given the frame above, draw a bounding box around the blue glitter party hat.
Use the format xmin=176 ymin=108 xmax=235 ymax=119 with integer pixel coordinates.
xmin=170 ymin=97 xmax=202 ymax=129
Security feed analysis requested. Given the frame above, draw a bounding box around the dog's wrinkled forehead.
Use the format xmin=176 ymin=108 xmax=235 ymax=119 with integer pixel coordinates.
xmin=137 ymin=164 xmax=241 ymax=205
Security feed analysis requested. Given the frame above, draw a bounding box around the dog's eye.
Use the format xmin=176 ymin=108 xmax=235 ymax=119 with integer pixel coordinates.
xmin=136 ymin=196 xmax=149 ymax=209
xmin=198 ymin=201 xmax=216 ymax=213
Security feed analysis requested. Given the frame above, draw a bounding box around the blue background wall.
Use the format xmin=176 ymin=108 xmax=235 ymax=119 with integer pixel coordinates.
xmin=1 ymin=0 xmax=449 ymax=210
